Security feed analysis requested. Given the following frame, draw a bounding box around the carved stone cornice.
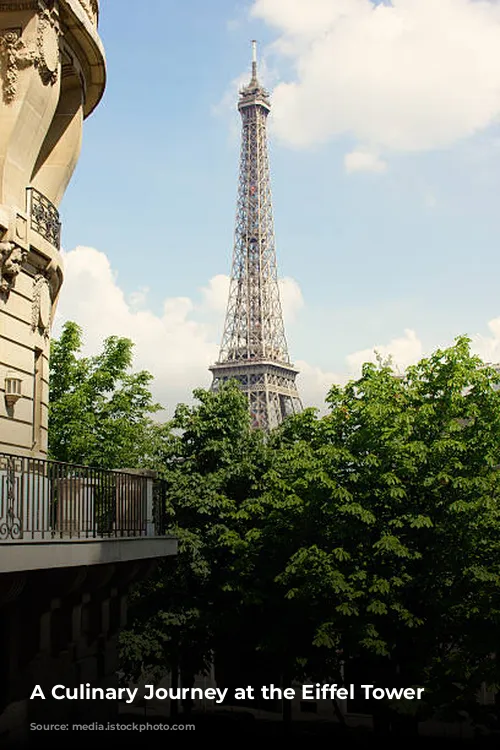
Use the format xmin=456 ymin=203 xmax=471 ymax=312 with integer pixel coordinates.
xmin=0 ymin=2 xmax=38 ymax=11
xmin=79 ymin=0 xmax=98 ymax=26
xmin=0 ymin=1 xmax=98 ymax=27
xmin=0 ymin=2 xmax=60 ymax=104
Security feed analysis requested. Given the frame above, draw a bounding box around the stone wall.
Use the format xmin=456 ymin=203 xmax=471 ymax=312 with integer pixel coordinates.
xmin=0 ymin=0 xmax=105 ymax=457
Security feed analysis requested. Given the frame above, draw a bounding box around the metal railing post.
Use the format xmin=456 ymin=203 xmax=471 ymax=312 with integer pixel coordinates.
xmin=146 ymin=476 xmax=154 ymax=537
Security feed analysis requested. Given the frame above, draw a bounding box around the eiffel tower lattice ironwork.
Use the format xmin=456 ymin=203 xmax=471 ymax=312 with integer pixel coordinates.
xmin=210 ymin=41 xmax=303 ymax=430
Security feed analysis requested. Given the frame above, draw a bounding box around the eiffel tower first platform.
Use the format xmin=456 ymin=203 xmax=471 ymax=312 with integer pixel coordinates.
xmin=210 ymin=42 xmax=303 ymax=431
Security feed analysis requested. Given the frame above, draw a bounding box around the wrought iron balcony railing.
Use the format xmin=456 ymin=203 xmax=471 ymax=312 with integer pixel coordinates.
xmin=0 ymin=453 xmax=167 ymax=542
xmin=27 ymin=187 xmax=62 ymax=250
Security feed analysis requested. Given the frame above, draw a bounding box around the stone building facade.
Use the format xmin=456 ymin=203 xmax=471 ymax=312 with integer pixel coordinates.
xmin=0 ymin=4 xmax=179 ymax=746
xmin=0 ymin=0 xmax=105 ymax=456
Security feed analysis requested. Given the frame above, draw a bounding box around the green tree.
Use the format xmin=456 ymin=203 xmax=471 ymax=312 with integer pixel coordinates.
xmin=49 ymin=321 xmax=163 ymax=469
xmin=252 ymin=336 xmax=500 ymax=724
xmin=118 ymin=335 xmax=500 ymax=731
xmin=120 ymin=382 xmax=270 ymax=713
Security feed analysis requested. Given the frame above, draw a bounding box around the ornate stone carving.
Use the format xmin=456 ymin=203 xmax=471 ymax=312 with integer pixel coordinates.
xmin=80 ymin=0 xmax=99 ymax=25
xmin=0 ymin=3 xmax=38 ymax=11
xmin=32 ymin=273 xmax=51 ymax=336
xmin=0 ymin=241 xmax=27 ymax=295
xmin=0 ymin=2 xmax=60 ymax=103
xmin=0 ymin=28 xmax=36 ymax=103
xmin=36 ymin=2 xmax=60 ymax=84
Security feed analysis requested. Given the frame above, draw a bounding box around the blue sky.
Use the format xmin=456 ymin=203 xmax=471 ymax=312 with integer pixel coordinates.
xmin=56 ymin=0 xmax=500 ymax=413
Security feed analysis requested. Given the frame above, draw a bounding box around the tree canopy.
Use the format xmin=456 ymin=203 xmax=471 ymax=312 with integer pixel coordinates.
xmin=121 ymin=382 xmax=270 ymax=706
xmin=49 ymin=325 xmax=500 ymax=728
xmin=253 ymin=337 xmax=500 ymax=716
xmin=49 ymin=321 xmax=163 ymax=469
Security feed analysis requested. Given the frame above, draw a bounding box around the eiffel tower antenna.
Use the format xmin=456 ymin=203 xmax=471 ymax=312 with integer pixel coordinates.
xmin=209 ymin=41 xmax=303 ymax=430
xmin=251 ymin=39 xmax=257 ymax=79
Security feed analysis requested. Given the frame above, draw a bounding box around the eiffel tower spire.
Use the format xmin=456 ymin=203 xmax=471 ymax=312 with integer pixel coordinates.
xmin=209 ymin=42 xmax=303 ymax=431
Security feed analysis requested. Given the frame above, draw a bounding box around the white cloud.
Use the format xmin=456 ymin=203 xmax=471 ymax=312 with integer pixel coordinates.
xmin=128 ymin=287 xmax=150 ymax=310
xmin=62 ymin=249 xmax=490 ymax=420
xmin=59 ymin=249 xmax=500 ymax=421
xmin=344 ymin=149 xmax=387 ymax=174
xmin=296 ymin=359 xmax=346 ymax=414
xmin=346 ymin=328 xmax=423 ymax=373
xmin=54 ymin=247 xmax=219 ymax=415
xmin=296 ymin=328 xmax=425 ymax=411
xmin=250 ymin=0 xmax=500 ymax=158
xmin=201 ymin=274 xmax=230 ymax=313
xmin=53 ymin=247 xmax=323 ymax=415
xmin=279 ymin=276 xmax=304 ymax=322
xmin=472 ymin=316 xmax=500 ymax=363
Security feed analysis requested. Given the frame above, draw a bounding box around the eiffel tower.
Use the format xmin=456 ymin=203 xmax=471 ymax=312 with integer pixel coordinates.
xmin=209 ymin=42 xmax=303 ymax=430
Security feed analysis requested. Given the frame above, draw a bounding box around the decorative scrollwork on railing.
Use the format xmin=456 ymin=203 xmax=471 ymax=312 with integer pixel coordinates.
xmin=27 ymin=187 xmax=61 ymax=249
xmin=0 ymin=455 xmax=23 ymax=540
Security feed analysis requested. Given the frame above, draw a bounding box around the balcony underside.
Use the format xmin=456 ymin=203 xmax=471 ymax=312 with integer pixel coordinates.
xmin=0 ymin=535 xmax=177 ymax=573
xmin=0 ymin=452 xmax=177 ymax=574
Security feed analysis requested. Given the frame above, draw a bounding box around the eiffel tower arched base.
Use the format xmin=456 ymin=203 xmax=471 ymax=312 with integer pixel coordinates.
xmin=210 ymin=359 xmax=302 ymax=431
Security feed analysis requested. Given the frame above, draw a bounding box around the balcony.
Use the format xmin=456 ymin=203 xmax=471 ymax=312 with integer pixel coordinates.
xmin=26 ymin=187 xmax=61 ymax=250
xmin=0 ymin=452 xmax=177 ymax=573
